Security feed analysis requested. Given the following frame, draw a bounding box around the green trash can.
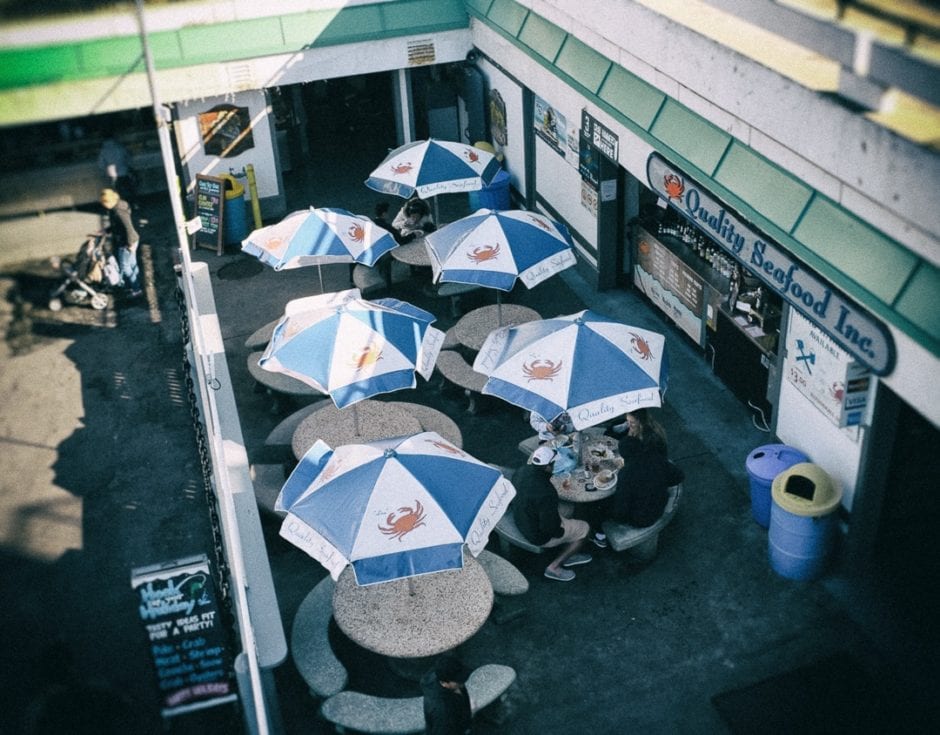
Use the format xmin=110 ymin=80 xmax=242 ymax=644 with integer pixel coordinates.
xmin=769 ymin=463 xmax=842 ymax=581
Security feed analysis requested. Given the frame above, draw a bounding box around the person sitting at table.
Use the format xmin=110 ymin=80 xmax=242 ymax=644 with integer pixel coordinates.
xmin=421 ymin=655 xmax=471 ymax=735
xmin=392 ymin=195 xmax=436 ymax=243
xmin=591 ymin=409 xmax=683 ymax=548
xmin=513 ymin=445 xmax=593 ymax=582
xmin=529 ymin=411 xmax=574 ymax=442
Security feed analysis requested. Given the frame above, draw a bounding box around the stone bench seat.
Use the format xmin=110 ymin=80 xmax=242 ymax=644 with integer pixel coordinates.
xmin=494 ymin=505 xmax=545 ymax=556
xmin=602 ymin=483 xmax=682 ymax=560
xmin=291 ymin=576 xmax=348 ymax=699
xmin=352 ymin=261 xmax=411 ymax=297
xmin=477 ymin=549 xmax=529 ymax=596
xmin=319 ymin=664 xmax=516 ymax=734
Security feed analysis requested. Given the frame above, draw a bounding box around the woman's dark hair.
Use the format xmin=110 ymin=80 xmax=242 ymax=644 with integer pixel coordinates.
xmin=630 ymin=409 xmax=667 ymax=451
xmin=406 ymin=198 xmax=429 ymax=216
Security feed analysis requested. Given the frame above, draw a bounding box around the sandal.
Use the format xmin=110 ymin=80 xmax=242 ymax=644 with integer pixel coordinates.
xmin=544 ymin=568 xmax=576 ymax=582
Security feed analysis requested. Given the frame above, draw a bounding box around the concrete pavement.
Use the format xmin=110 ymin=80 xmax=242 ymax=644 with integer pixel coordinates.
xmin=1 ymin=151 xmax=936 ymax=733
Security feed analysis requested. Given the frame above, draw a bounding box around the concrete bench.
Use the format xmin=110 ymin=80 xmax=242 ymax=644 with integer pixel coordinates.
xmin=517 ymin=435 xmax=541 ymax=459
xmin=442 ymin=325 xmax=460 ymax=350
xmin=435 ymin=350 xmax=487 ymax=413
xmin=436 ymin=281 xmax=482 ymax=318
xmin=494 ymin=506 xmax=545 ymax=556
xmin=244 ymin=318 xmax=279 ymax=351
xmin=264 ymin=399 xmax=330 ymax=447
xmin=602 ymin=484 xmax=682 ymax=560
xmin=477 ymin=549 xmax=529 ymax=596
xmin=319 ymin=663 xmax=516 ymax=734
xmin=291 ymin=576 xmax=348 ymax=699
xmin=249 ymin=463 xmax=287 ymax=518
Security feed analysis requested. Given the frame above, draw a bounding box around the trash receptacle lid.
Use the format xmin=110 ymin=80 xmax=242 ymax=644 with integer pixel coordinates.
xmin=746 ymin=443 xmax=809 ymax=482
xmin=218 ymin=173 xmax=245 ymax=199
xmin=772 ymin=462 xmax=842 ymax=516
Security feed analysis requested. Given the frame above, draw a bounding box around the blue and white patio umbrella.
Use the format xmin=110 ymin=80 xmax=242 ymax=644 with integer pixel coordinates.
xmin=242 ymin=206 xmax=397 ymax=270
xmin=473 ymin=310 xmax=669 ymax=430
xmin=242 ymin=206 xmax=398 ymax=292
xmin=364 ymin=139 xmax=502 ymax=199
xmin=424 ymin=208 xmax=576 ymax=292
xmin=259 ymin=289 xmax=445 ymax=408
xmin=276 ymin=432 xmax=516 ymax=586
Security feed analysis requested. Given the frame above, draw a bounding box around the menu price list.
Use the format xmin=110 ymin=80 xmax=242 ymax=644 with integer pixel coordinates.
xmin=636 ymin=232 xmax=704 ymax=315
xmin=193 ymin=174 xmax=224 ymax=252
xmin=131 ymin=554 xmax=237 ymax=718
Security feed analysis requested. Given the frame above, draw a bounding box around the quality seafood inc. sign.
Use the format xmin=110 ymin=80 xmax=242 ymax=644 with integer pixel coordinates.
xmin=647 ymin=154 xmax=894 ymax=375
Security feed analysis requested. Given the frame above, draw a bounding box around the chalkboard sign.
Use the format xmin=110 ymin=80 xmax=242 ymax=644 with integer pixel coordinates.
xmin=131 ymin=554 xmax=237 ymax=718
xmin=193 ymin=174 xmax=225 ymax=255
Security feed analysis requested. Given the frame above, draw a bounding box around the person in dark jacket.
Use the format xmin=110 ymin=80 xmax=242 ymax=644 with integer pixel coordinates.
xmin=610 ymin=409 xmax=682 ymax=527
xmin=512 ymin=445 xmax=592 ymax=582
xmin=421 ymin=655 xmax=472 ymax=735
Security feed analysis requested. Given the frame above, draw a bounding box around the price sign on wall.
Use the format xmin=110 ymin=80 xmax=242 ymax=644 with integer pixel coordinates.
xmin=131 ymin=555 xmax=237 ymax=718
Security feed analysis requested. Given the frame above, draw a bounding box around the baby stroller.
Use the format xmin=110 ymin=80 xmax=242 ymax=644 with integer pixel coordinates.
xmin=48 ymin=232 xmax=121 ymax=311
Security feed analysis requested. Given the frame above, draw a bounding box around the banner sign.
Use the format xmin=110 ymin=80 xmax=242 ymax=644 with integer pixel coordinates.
xmin=786 ymin=311 xmax=871 ymax=427
xmin=131 ymin=555 xmax=237 ymax=718
xmin=647 ymin=153 xmax=895 ymax=375
xmin=581 ymin=110 xmax=619 ymax=161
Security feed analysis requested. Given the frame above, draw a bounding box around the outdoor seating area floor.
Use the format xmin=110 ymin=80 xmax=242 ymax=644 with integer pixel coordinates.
xmin=2 ymin=158 xmax=937 ymax=733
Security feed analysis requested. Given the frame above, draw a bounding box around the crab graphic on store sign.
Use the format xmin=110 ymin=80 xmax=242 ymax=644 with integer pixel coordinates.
xmin=663 ymin=173 xmax=685 ymax=201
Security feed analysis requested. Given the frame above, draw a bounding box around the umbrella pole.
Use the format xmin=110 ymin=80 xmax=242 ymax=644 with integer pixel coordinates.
xmin=317 ymin=263 xmax=325 ymax=294
xmin=353 ymin=403 xmax=361 ymax=437
xmin=407 ymin=576 xmax=416 ymax=596
xmin=497 ymin=290 xmax=503 ymax=326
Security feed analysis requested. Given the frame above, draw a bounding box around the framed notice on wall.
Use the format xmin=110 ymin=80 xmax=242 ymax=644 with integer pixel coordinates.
xmin=131 ymin=554 xmax=237 ymax=718
xmin=193 ymin=174 xmax=225 ymax=255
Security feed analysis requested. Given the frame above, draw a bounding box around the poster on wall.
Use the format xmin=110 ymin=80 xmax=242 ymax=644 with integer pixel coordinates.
xmin=578 ymin=133 xmax=599 ymax=188
xmin=786 ymin=311 xmax=870 ymax=428
xmin=489 ymin=89 xmax=507 ymax=147
xmin=131 ymin=554 xmax=237 ymax=718
xmin=534 ymin=95 xmax=566 ymax=157
xmin=580 ymin=179 xmax=598 ymax=217
xmin=199 ymin=104 xmax=254 ymax=158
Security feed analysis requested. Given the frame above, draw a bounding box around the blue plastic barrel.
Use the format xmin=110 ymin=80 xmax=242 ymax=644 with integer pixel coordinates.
xmin=469 ymin=169 xmax=510 ymax=211
xmin=768 ymin=463 xmax=842 ymax=581
xmin=745 ymin=444 xmax=809 ymax=528
xmin=224 ymin=192 xmax=248 ymax=244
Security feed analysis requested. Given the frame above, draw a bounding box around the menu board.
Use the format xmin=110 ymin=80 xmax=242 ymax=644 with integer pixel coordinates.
xmin=634 ymin=228 xmax=706 ymax=345
xmin=131 ymin=554 xmax=237 ymax=718
xmin=193 ymin=174 xmax=225 ymax=255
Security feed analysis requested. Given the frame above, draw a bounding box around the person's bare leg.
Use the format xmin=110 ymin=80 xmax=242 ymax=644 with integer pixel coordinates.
xmin=545 ymin=538 xmax=585 ymax=575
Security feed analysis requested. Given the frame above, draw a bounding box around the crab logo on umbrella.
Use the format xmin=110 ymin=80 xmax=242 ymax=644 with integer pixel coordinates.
xmin=347 ymin=223 xmax=365 ymax=242
xmin=378 ymin=501 xmax=426 ymax=541
xmin=464 ymin=148 xmax=480 ymax=164
xmin=523 ymin=358 xmax=563 ymax=382
xmin=348 ymin=344 xmax=383 ymax=371
xmin=261 ymin=236 xmax=284 ymax=253
xmin=390 ymin=162 xmax=413 ymax=175
xmin=467 ymin=244 xmax=501 ymax=263
xmin=526 ymin=214 xmax=552 ymax=232
xmin=630 ymin=333 xmax=655 ymax=360
xmin=425 ymin=438 xmax=463 ymax=455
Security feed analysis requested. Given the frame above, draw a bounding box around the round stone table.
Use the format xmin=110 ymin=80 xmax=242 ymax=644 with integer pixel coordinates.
xmin=247 ymin=351 xmax=323 ymax=398
xmin=390 ymin=239 xmax=432 ymax=267
xmin=292 ymin=399 xmax=422 ymax=458
xmin=453 ymin=303 xmax=540 ymax=351
xmin=332 ymin=551 xmax=493 ymax=659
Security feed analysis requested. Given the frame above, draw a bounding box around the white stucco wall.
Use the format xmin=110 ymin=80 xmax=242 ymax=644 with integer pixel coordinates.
xmin=175 ymin=89 xmax=280 ymax=204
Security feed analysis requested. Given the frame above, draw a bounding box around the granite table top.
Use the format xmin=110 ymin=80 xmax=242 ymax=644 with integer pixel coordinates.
xmin=453 ymin=303 xmax=540 ymax=351
xmin=386 ymin=401 xmax=463 ymax=448
xmin=390 ymin=239 xmax=432 ymax=267
xmin=332 ymin=550 xmax=493 ymax=658
xmin=247 ymin=351 xmax=323 ymax=397
xmin=551 ymin=433 xmax=622 ymax=503
xmin=291 ymin=399 xmax=422 ymax=458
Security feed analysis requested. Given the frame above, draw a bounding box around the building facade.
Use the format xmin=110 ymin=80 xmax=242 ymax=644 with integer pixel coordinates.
xmin=1 ymin=0 xmax=937 ymax=577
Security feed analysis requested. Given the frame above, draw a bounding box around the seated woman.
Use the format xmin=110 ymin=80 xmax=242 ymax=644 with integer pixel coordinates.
xmin=587 ymin=409 xmax=683 ymax=548
xmin=611 ymin=410 xmax=678 ymax=526
xmin=392 ymin=196 xmax=436 ymax=243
